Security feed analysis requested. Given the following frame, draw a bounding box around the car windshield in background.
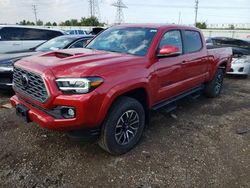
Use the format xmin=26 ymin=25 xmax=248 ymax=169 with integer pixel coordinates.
xmin=35 ymin=37 xmax=75 ymax=52
xmin=86 ymin=27 xmax=158 ymax=56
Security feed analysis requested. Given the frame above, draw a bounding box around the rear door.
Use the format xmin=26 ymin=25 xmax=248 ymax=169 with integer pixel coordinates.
xmin=0 ymin=27 xmax=23 ymax=53
xmin=180 ymin=30 xmax=208 ymax=90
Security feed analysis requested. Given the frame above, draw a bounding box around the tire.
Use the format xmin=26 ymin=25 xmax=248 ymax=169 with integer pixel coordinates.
xmin=98 ymin=96 xmax=145 ymax=155
xmin=204 ymin=69 xmax=224 ymax=98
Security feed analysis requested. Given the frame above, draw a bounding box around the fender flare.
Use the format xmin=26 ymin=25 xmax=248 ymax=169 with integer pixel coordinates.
xmin=96 ymin=78 xmax=150 ymax=125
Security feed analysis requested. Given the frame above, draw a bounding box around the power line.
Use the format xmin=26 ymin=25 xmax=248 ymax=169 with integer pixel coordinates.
xmin=112 ymin=0 xmax=128 ymax=24
xmin=32 ymin=4 xmax=38 ymax=25
xmin=88 ymin=0 xmax=100 ymax=18
xmin=126 ymin=3 xmax=250 ymax=10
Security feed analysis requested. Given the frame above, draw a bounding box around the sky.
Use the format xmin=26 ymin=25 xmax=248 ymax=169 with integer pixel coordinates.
xmin=0 ymin=0 xmax=250 ymax=25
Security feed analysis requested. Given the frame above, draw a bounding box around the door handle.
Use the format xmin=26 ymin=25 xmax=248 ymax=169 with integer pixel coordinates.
xmin=13 ymin=43 xmax=21 ymax=46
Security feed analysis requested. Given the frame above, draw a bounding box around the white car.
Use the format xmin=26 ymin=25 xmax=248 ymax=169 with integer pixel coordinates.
xmin=228 ymin=55 xmax=250 ymax=77
xmin=0 ymin=25 xmax=64 ymax=53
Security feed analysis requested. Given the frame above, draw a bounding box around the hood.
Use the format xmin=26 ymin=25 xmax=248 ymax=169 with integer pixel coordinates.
xmin=0 ymin=52 xmax=38 ymax=66
xmin=15 ymin=48 xmax=146 ymax=77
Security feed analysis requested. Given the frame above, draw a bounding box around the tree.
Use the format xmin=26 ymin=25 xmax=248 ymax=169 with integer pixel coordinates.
xmin=52 ymin=22 xmax=57 ymax=26
xmin=19 ymin=20 xmax=35 ymax=25
xmin=37 ymin=19 xmax=43 ymax=26
xmin=195 ymin=22 xmax=207 ymax=29
xmin=229 ymin=24 xmax=235 ymax=30
xmin=45 ymin=22 xmax=52 ymax=26
xmin=80 ymin=16 xmax=104 ymax=26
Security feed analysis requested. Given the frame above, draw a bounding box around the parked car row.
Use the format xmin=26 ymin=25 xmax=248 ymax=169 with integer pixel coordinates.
xmin=0 ymin=35 xmax=93 ymax=89
xmin=206 ymin=37 xmax=250 ymax=77
xmin=0 ymin=25 xmax=104 ymax=53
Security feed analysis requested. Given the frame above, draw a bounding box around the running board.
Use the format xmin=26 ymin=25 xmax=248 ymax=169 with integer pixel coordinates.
xmin=152 ymin=85 xmax=204 ymax=111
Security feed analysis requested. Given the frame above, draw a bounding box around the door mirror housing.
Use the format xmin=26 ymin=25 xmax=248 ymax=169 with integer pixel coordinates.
xmin=157 ymin=45 xmax=181 ymax=58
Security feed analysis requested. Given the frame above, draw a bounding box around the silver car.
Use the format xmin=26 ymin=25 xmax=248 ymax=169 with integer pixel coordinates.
xmin=228 ymin=55 xmax=250 ymax=77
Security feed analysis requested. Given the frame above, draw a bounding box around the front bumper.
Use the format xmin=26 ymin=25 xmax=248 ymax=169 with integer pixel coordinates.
xmin=10 ymin=91 xmax=104 ymax=132
xmin=227 ymin=63 xmax=250 ymax=75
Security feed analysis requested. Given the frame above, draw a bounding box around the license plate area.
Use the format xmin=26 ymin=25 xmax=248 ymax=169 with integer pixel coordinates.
xmin=16 ymin=104 xmax=31 ymax=123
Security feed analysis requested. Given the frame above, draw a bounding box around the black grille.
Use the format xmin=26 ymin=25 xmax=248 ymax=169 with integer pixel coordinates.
xmin=13 ymin=67 xmax=49 ymax=103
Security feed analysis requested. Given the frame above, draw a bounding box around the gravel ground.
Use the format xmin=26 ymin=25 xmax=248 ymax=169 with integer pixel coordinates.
xmin=0 ymin=77 xmax=250 ymax=188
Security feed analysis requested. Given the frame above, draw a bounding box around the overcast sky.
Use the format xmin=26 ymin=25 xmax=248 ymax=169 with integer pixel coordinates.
xmin=0 ymin=0 xmax=250 ymax=25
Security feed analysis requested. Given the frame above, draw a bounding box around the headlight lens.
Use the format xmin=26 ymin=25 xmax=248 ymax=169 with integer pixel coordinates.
xmin=56 ymin=77 xmax=104 ymax=94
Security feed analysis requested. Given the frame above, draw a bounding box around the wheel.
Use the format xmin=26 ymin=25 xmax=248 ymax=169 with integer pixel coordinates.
xmin=204 ymin=69 xmax=224 ymax=98
xmin=98 ymin=96 xmax=145 ymax=155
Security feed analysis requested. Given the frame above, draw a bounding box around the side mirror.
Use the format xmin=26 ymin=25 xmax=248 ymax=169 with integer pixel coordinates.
xmin=157 ymin=45 xmax=181 ymax=58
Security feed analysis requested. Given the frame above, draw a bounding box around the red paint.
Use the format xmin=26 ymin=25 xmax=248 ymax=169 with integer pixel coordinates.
xmin=10 ymin=24 xmax=232 ymax=132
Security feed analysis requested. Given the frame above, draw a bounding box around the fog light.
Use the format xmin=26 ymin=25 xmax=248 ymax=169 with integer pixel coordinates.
xmin=61 ymin=108 xmax=76 ymax=119
xmin=68 ymin=109 xmax=75 ymax=117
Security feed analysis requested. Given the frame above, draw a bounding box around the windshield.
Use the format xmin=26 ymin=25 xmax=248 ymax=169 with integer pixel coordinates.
xmin=36 ymin=37 xmax=75 ymax=52
xmin=86 ymin=27 xmax=158 ymax=56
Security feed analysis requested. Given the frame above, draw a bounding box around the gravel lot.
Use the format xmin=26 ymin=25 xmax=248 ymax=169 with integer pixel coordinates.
xmin=0 ymin=77 xmax=249 ymax=188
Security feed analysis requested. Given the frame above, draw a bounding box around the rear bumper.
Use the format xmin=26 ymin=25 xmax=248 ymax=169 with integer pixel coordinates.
xmin=10 ymin=92 xmax=104 ymax=132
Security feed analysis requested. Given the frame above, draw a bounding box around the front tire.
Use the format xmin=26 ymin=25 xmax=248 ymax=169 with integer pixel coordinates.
xmin=204 ymin=69 xmax=224 ymax=98
xmin=98 ymin=96 xmax=145 ymax=155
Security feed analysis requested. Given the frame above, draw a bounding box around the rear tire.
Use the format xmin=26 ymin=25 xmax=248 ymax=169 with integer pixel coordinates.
xmin=98 ymin=96 xmax=145 ymax=155
xmin=204 ymin=69 xmax=224 ymax=98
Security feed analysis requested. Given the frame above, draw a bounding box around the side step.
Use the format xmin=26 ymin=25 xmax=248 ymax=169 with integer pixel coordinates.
xmin=152 ymin=85 xmax=204 ymax=111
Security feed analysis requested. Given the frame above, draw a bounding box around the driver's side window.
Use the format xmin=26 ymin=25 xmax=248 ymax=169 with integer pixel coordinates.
xmin=159 ymin=30 xmax=183 ymax=53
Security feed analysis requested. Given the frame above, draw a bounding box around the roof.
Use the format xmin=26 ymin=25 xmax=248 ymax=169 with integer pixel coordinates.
xmin=0 ymin=24 xmax=64 ymax=33
xmin=111 ymin=23 xmax=197 ymax=30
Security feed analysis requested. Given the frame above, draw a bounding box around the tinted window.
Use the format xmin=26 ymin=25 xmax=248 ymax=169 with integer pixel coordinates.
xmin=69 ymin=30 xmax=75 ymax=35
xmin=184 ymin=30 xmax=202 ymax=53
xmin=78 ymin=30 xmax=85 ymax=34
xmin=159 ymin=30 xmax=183 ymax=53
xmin=0 ymin=27 xmax=62 ymax=41
xmin=70 ymin=39 xmax=88 ymax=48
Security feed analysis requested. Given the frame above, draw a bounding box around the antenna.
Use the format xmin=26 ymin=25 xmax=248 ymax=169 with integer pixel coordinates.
xmin=112 ymin=0 xmax=128 ymax=24
xmin=32 ymin=4 xmax=38 ymax=25
xmin=194 ymin=0 xmax=199 ymax=26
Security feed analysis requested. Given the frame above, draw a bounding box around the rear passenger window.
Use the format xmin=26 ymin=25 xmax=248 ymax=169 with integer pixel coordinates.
xmin=159 ymin=30 xmax=183 ymax=53
xmin=184 ymin=30 xmax=202 ymax=53
xmin=0 ymin=27 xmax=24 ymax=40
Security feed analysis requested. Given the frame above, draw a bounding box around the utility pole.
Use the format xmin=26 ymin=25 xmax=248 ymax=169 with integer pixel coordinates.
xmin=89 ymin=0 xmax=94 ymax=17
xmin=178 ymin=12 xmax=181 ymax=24
xmin=32 ymin=4 xmax=38 ymax=25
xmin=112 ymin=0 xmax=128 ymax=24
xmin=194 ymin=0 xmax=199 ymax=26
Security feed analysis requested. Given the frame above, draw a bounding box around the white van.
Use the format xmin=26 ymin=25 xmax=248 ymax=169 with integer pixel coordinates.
xmin=0 ymin=25 xmax=64 ymax=53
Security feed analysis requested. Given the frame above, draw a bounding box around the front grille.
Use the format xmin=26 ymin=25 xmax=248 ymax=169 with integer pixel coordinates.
xmin=13 ymin=67 xmax=49 ymax=103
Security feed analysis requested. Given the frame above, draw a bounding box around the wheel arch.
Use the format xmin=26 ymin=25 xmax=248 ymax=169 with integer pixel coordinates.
xmin=96 ymin=81 xmax=151 ymax=126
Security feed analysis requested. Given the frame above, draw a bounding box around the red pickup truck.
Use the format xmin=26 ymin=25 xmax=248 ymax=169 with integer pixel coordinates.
xmin=11 ymin=24 xmax=232 ymax=154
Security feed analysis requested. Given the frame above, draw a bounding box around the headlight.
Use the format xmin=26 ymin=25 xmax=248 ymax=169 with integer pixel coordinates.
xmin=56 ymin=77 xmax=104 ymax=94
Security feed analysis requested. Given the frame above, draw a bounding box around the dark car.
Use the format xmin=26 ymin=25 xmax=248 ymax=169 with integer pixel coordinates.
xmin=206 ymin=37 xmax=250 ymax=55
xmin=0 ymin=35 xmax=93 ymax=89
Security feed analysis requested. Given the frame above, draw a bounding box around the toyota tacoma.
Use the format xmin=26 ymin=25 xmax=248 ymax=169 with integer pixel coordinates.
xmin=10 ymin=24 xmax=232 ymax=154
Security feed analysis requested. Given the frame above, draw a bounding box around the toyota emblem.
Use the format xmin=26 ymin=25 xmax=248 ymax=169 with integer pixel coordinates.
xmin=21 ymin=74 xmax=29 ymax=88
